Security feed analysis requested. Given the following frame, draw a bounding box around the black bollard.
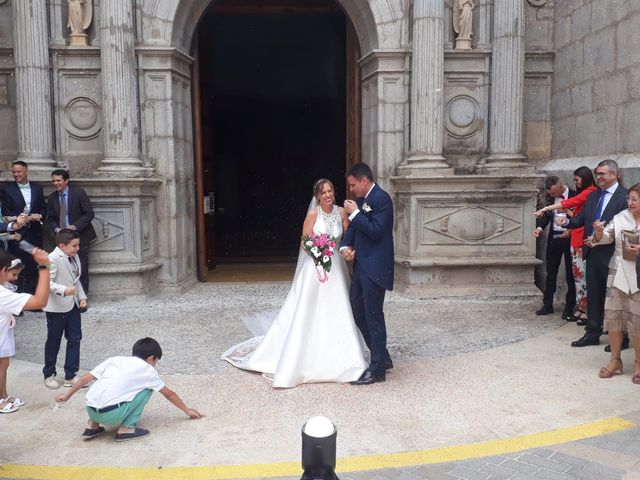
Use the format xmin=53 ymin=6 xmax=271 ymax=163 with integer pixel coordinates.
xmin=300 ymin=416 xmax=339 ymax=480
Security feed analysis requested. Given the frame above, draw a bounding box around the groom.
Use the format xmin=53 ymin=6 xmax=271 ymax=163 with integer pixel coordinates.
xmin=341 ymin=163 xmax=394 ymax=385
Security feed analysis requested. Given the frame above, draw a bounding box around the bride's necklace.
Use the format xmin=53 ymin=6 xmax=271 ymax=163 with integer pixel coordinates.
xmin=318 ymin=204 xmax=338 ymax=230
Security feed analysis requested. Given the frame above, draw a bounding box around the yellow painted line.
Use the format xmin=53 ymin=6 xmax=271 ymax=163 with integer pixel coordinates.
xmin=0 ymin=417 xmax=634 ymax=480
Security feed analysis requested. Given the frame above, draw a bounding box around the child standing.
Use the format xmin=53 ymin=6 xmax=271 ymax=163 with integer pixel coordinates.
xmin=0 ymin=249 xmax=51 ymax=413
xmin=56 ymin=337 xmax=203 ymax=441
xmin=43 ymin=229 xmax=88 ymax=389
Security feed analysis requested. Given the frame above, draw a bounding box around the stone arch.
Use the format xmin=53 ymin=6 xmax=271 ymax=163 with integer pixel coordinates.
xmin=136 ymin=0 xmax=410 ymax=286
xmin=141 ymin=0 xmax=405 ymax=54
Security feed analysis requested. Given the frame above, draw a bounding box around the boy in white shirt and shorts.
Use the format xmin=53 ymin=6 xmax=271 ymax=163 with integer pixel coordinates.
xmin=55 ymin=337 xmax=204 ymax=441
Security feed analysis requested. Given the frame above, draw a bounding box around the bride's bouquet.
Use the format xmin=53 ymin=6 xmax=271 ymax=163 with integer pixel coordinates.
xmin=301 ymin=233 xmax=336 ymax=283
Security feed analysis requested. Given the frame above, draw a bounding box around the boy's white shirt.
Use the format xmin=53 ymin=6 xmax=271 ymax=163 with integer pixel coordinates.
xmin=44 ymin=246 xmax=86 ymax=312
xmin=85 ymin=356 xmax=165 ymax=409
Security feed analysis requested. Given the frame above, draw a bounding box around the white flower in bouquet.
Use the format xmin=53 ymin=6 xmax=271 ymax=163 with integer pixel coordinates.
xmin=311 ymin=247 xmax=321 ymax=258
xmin=322 ymin=255 xmax=330 ymax=264
xmin=305 ymin=240 xmax=314 ymax=248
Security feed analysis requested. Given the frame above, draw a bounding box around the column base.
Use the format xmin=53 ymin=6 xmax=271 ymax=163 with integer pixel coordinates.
xmin=392 ymin=173 xmax=541 ymax=299
xmin=476 ymin=153 xmax=533 ymax=174
xmin=395 ymin=257 xmax=543 ymax=299
xmin=397 ymin=154 xmax=454 ymax=176
xmin=14 ymin=155 xmax=57 ymax=173
xmin=97 ymin=158 xmax=153 ymax=177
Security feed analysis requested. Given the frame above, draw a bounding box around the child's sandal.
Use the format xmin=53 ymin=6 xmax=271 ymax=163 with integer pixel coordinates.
xmin=0 ymin=400 xmax=18 ymax=414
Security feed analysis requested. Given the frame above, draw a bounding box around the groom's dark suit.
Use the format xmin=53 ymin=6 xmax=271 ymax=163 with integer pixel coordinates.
xmin=341 ymin=183 xmax=394 ymax=377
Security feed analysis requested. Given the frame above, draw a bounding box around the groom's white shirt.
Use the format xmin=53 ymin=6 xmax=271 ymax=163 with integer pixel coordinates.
xmin=340 ymin=183 xmax=377 ymax=253
xmin=348 ymin=183 xmax=376 ymax=221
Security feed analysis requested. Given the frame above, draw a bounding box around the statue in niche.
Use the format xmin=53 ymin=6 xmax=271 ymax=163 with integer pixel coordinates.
xmin=453 ymin=0 xmax=474 ymax=50
xmin=67 ymin=0 xmax=93 ymax=46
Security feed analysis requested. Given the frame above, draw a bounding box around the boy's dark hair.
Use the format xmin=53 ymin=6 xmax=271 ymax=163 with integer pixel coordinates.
xmin=52 ymin=169 xmax=70 ymax=181
xmin=0 ymin=249 xmax=16 ymax=270
xmin=56 ymin=228 xmax=80 ymax=246
xmin=132 ymin=337 xmax=162 ymax=360
xmin=346 ymin=163 xmax=374 ymax=182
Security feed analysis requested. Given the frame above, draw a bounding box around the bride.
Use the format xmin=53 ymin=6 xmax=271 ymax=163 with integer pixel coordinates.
xmin=221 ymin=179 xmax=367 ymax=388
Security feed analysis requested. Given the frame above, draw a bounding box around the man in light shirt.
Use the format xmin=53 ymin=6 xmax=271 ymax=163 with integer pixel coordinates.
xmin=0 ymin=161 xmax=46 ymax=294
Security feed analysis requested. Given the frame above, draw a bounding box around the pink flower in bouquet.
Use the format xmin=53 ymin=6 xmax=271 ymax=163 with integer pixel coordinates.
xmin=301 ymin=232 xmax=336 ymax=283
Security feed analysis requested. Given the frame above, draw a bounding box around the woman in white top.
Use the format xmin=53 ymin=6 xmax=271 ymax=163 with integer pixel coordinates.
xmin=0 ymin=248 xmax=51 ymax=413
xmin=592 ymin=183 xmax=640 ymax=382
xmin=221 ymin=179 xmax=367 ymax=388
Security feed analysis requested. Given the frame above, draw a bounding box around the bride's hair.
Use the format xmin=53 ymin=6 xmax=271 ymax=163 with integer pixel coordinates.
xmin=313 ymin=178 xmax=334 ymax=201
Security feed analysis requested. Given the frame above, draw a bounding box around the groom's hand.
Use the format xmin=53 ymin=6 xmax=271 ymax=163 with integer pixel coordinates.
xmin=341 ymin=247 xmax=355 ymax=262
xmin=344 ymin=200 xmax=357 ymax=215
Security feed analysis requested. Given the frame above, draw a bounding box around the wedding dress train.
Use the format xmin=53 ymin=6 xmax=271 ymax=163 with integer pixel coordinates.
xmin=221 ymin=204 xmax=367 ymax=388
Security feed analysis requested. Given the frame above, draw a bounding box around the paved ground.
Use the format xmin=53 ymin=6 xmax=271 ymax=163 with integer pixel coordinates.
xmin=1 ymin=283 xmax=640 ymax=479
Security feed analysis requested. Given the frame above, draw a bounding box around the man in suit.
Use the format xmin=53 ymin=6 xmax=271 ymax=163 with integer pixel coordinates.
xmin=559 ymin=159 xmax=628 ymax=347
xmin=341 ymin=163 xmax=394 ymax=385
xmin=0 ymin=161 xmax=47 ymax=294
xmin=43 ymin=229 xmax=88 ymax=389
xmin=46 ymin=169 xmax=96 ymax=294
xmin=534 ymin=176 xmax=576 ymax=318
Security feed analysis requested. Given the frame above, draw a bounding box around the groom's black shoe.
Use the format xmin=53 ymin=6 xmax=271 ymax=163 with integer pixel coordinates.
xmin=385 ymin=359 xmax=394 ymax=370
xmin=351 ymin=370 xmax=385 ymax=385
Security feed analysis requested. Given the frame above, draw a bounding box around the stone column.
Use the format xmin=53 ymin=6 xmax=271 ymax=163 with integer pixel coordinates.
xmin=400 ymin=0 xmax=452 ymax=176
xmin=98 ymin=0 xmax=148 ymax=175
xmin=481 ymin=0 xmax=528 ymax=171
xmin=12 ymin=0 xmax=56 ymax=169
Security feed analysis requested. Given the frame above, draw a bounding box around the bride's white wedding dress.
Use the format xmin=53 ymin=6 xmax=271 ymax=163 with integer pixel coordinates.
xmin=221 ymin=204 xmax=367 ymax=388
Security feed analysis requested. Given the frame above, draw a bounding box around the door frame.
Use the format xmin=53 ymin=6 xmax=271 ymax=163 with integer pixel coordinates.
xmin=192 ymin=9 xmax=361 ymax=280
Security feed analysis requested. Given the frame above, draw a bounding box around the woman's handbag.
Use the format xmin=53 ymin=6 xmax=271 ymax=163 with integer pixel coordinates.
xmin=621 ymin=229 xmax=640 ymax=261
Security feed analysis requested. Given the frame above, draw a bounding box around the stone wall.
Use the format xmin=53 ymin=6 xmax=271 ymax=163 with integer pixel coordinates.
xmin=524 ymin=0 xmax=555 ymax=165
xmin=552 ymin=1 xmax=640 ymax=160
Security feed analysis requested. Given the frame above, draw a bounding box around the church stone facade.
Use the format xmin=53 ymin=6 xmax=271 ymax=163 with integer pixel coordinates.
xmin=0 ymin=0 xmax=638 ymax=298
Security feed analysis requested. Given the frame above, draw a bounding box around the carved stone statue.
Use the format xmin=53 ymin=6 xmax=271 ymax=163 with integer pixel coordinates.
xmin=453 ymin=0 xmax=474 ymax=50
xmin=67 ymin=0 xmax=93 ymax=46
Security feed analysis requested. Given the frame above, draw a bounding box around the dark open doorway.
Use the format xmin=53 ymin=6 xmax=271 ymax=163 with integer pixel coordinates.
xmin=194 ymin=0 xmax=360 ymax=275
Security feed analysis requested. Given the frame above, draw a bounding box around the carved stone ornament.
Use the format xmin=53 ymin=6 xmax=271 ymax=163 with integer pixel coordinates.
xmin=527 ymin=0 xmax=548 ymax=6
xmin=444 ymin=95 xmax=481 ymax=139
xmin=453 ymin=0 xmax=474 ymax=50
xmin=63 ymin=97 xmax=101 ymax=139
xmin=422 ymin=206 xmax=521 ymax=245
xmin=67 ymin=0 xmax=93 ymax=46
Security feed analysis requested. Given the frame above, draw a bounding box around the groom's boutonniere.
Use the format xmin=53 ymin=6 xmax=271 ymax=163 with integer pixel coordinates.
xmin=362 ymin=202 xmax=372 ymax=213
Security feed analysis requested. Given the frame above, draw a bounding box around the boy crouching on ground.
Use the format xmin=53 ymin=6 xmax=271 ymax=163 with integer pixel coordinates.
xmin=55 ymin=337 xmax=204 ymax=441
